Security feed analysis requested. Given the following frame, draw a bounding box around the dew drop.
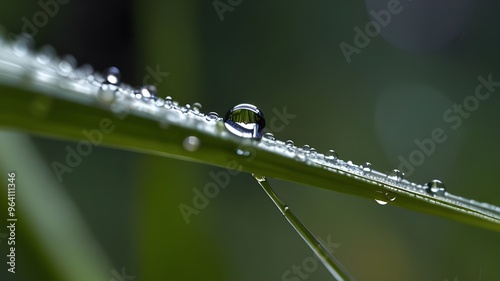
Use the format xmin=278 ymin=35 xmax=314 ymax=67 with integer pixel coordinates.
xmin=139 ymin=84 xmax=157 ymax=100
xmin=388 ymin=169 xmax=404 ymax=181
xmin=192 ymin=102 xmax=202 ymax=112
xmin=375 ymin=199 xmax=388 ymax=206
xmin=206 ymin=112 xmax=219 ymax=122
xmin=285 ymin=140 xmax=294 ymax=147
xmin=164 ymin=96 xmax=173 ymax=107
xmin=426 ymin=179 xmax=446 ymax=195
xmin=103 ymin=66 xmax=121 ymax=85
xmin=13 ymin=34 xmax=33 ymax=57
xmin=263 ymin=132 xmax=275 ymax=141
xmin=183 ymin=136 xmax=200 ymax=152
xmin=223 ymin=103 xmax=265 ymax=139
xmin=59 ymin=55 xmax=77 ymax=74
xmin=362 ymin=162 xmax=372 ymax=172
xmin=302 ymin=144 xmax=311 ymax=153
xmin=385 ymin=192 xmax=396 ymax=202
xmin=37 ymin=45 xmax=56 ymax=65
xmin=325 ymin=149 xmax=338 ymax=161
xmin=236 ymin=149 xmax=252 ymax=157
xmin=97 ymin=84 xmax=116 ymax=104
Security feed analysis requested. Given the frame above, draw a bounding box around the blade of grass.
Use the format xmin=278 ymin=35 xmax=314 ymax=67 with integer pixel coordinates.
xmin=1 ymin=39 xmax=500 ymax=233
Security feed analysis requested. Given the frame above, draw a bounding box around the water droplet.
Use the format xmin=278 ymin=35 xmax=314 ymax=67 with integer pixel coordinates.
xmin=181 ymin=104 xmax=190 ymax=113
xmin=59 ymin=55 xmax=77 ymax=74
xmin=223 ymin=103 xmax=265 ymax=139
xmin=206 ymin=112 xmax=219 ymax=122
xmin=155 ymin=98 xmax=165 ymax=107
xmin=164 ymin=96 xmax=173 ymax=107
xmin=386 ymin=192 xmax=396 ymax=202
xmin=263 ymin=132 xmax=275 ymax=141
xmin=426 ymin=179 xmax=446 ymax=195
xmin=13 ymin=34 xmax=33 ymax=57
xmin=325 ymin=149 xmax=338 ymax=161
xmin=139 ymin=84 xmax=157 ymax=100
xmin=362 ymin=162 xmax=372 ymax=172
xmin=236 ymin=149 xmax=252 ymax=157
xmin=37 ymin=45 xmax=56 ymax=65
xmin=285 ymin=140 xmax=294 ymax=147
xmin=97 ymin=84 xmax=116 ymax=104
xmin=192 ymin=102 xmax=202 ymax=112
xmin=302 ymin=144 xmax=311 ymax=153
xmin=375 ymin=199 xmax=388 ymax=205
xmin=183 ymin=136 xmax=200 ymax=152
xmin=388 ymin=169 xmax=404 ymax=181
xmin=103 ymin=66 xmax=121 ymax=85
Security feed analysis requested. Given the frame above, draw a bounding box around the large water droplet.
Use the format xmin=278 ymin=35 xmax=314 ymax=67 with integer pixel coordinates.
xmin=223 ymin=103 xmax=265 ymax=139
xmin=103 ymin=66 xmax=121 ymax=85
xmin=375 ymin=199 xmax=388 ymax=206
xmin=388 ymin=169 xmax=404 ymax=181
xmin=183 ymin=136 xmax=200 ymax=152
xmin=426 ymin=179 xmax=446 ymax=195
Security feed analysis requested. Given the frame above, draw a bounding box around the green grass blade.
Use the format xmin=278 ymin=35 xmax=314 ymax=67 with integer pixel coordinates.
xmin=1 ymin=38 xmax=500 ymax=233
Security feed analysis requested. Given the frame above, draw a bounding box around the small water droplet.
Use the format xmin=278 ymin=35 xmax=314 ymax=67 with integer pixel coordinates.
xmin=103 ymin=66 xmax=121 ymax=85
xmin=385 ymin=192 xmax=396 ymax=202
xmin=362 ymin=162 xmax=372 ymax=172
xmin=236 ymin=149 xmax=252 ymax=157
xmin=155 ymin=98 xmax=165 ymax=107
xmin=206 ymin=112 xmax=219 ymax=122
xmin=183 ymin=136 xmax=201 ymax=152
xmin=13 ymin=34 xmax=33 ymax=57
xmin=388 ymin=169 xmax=404 ymax=181
xmin=302 ymin=144 xmax=311 ymax=153
xmin=97 ymin=84 xmax=116 ymax=104
xmin=223 ymin=103 xmax=265 ymax=139
xmin=263 ymin=132 xmax=275 ymax=141
xmin=192 ymin=102 xmax=202 ymax=112
xmin=375 ymin=199 xmax=388 ymax=206
xmin=325 ymin=149 xmax=338 ymax=161
xmin=426 ymin=179 xmax=446 ymax=195
xmin=139 ymin=84 xmax=157 ymax=100
xmin=59 ymin=55 xmax=77 ymax=74
xmin=285 ymin=140 xmax=294 ymax=147
xmin=37 ymin=45 xmax=56 ymax=65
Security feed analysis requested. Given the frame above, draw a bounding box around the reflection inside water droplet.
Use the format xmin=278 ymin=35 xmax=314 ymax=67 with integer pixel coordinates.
xmin=182 ymin=136 xmax=200 ymax=152
xmin=103 ymin=66 xmax=121 ymax=85
xmin=223 ymin=103 xmax=265 ymax=139
xmin=362 ymin=162 xmax=372 ymax=172
xmin=325 ymin=149 xmax=338 ymax=161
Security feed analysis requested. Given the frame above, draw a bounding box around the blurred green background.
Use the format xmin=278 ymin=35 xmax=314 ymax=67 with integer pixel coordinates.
xmin=1 ymin=0 xmax=500 ymax=280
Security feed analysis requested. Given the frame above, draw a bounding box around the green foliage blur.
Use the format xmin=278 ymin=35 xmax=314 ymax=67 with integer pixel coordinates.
xmin=1 ymin=0 xmax=500 ymax=280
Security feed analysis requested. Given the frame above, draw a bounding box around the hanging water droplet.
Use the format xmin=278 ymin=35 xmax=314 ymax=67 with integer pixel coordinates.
xmin=325 ymin=149 xmax=338 ymax=161
xmin=263 ymin=132 xmax=275 ymax=141
xmin=37 ymin=45 xmax=56 ymax=65
xmin=103 ymin=66 xmax=121 ymax=85
xmin=13 ymin=34 xmax=33 ymax=57
xmin=206 ymin=112 xmax=219 ymax=122
xmin=375 ymin=199 xmax=388 ymax=206
xmin=223 ymin=103 xmax=265 ymax=139
xmin=426 ymin=179 xmax=446 ymax=195
xmin=182 ymin=136 xmax=201 ymax=152
xmin=388 ymin=169 xmax=404 ymax=181
xmin=362 ymin=162 xmax=372 ymax=172
xmin=139 ymin=84 xmax=157 ymax=100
